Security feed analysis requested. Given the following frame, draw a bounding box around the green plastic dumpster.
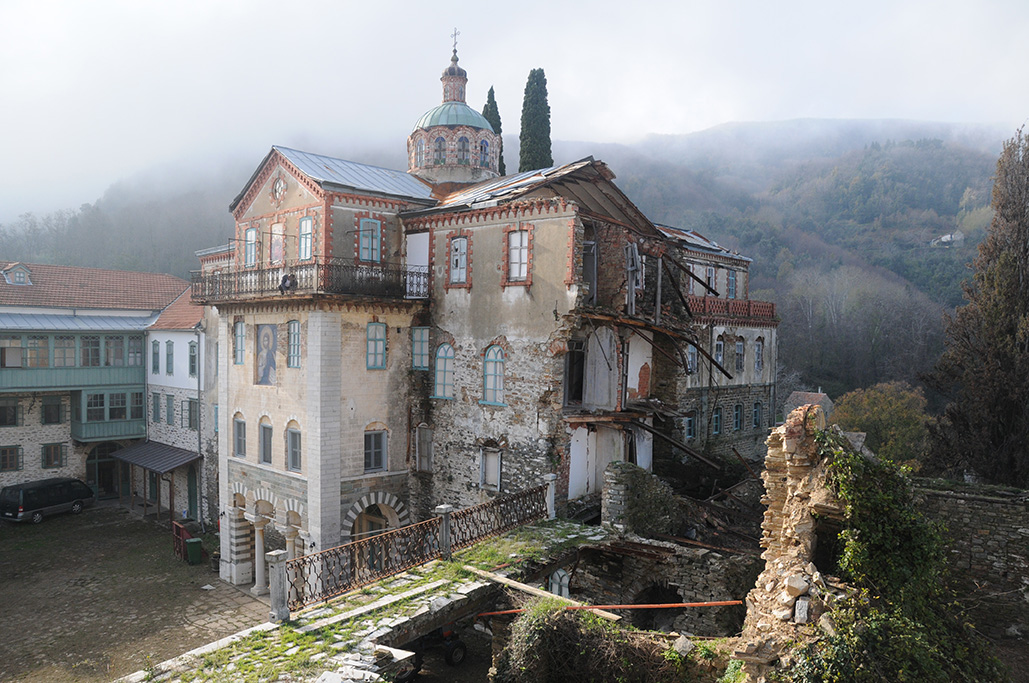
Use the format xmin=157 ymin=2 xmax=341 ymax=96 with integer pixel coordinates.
xmin=185 ymin=537 xmax=203 ymax=565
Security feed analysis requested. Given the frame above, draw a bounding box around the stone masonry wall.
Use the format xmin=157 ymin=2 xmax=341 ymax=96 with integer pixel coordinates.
xmin=0 ymin=392 xmax=90 ymax=487
xmin=916 ymin=481 xmax=1029 ymax=638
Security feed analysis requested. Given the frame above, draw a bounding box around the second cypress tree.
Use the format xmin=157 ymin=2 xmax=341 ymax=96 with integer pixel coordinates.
xmin=519 ymin=68 xmax=552 ymax=172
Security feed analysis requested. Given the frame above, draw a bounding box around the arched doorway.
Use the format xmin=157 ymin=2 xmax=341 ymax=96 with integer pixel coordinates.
xmin=86 ymin=442 xmax=121 ymax=499
xmin=630 ymin=584 xmax=684 ymax=632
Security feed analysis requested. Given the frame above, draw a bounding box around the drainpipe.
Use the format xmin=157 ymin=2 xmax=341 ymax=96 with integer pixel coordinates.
xmin=196 ymin=323 xmax=205 ymax=533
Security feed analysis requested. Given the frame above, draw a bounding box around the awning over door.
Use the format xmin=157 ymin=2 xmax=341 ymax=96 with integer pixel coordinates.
xmin=110 ymin=441 xmax=200 ymax=473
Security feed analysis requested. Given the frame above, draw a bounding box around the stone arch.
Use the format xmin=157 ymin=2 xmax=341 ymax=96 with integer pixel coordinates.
xmin=627 ymin=581 xmax=683 ymax=632
xmin=343 ymin=491 xmax=410 ymax=539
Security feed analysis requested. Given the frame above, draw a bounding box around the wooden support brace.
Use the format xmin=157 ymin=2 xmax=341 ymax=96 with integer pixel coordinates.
xmin=463 ymin=565 xmax=621 ymax=621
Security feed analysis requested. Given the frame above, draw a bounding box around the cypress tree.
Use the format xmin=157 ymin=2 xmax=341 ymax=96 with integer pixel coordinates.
xmin=925 ymin=128 xmax=1029 ymax=486
xmin=519 ymin=68 xmax=552 ymax=172
xmin=481 ymin=86 xmax=506 ymax=175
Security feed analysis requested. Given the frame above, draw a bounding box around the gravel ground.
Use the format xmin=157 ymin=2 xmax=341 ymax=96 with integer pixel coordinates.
xmin=0 ymin=505 xmax=266 ymax=682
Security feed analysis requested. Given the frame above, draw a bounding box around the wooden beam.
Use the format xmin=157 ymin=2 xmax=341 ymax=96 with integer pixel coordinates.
xmin=661 ymin=260 xmax=694 ymax=318
xmin=631 ymin=419 xmax=722 ymax=471
xmin=463 ymin=566 xmax=621 ymax=621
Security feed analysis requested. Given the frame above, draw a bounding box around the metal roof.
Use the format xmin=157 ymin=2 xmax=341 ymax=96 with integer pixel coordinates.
xmin=274 ymin=146 xmax=434 ymax=201
xmin=412 ymin=102 xmax=495 ymax=132
xmin=110 ymin=441 xmax=200 ymax=474
xmin=0 ymin=312 xmax=157 ymax=331
xmin=654 ymin=224 xmax=752 ymax=263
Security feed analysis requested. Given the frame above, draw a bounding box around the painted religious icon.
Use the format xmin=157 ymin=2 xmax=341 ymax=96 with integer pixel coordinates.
xmin=256 ymin=324 xmax=277 ymax=385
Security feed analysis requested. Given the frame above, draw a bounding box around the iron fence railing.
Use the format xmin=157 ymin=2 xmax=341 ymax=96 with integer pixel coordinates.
xmin=284 ymin=483 xmax=549 ymax=611
xmin=451 ymin=484 xmax=548 ymax=550
xmin=190 ymin=258 xmax=429 ymax=303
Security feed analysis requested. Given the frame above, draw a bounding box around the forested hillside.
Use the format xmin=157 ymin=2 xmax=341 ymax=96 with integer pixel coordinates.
xmin=0 ymin=119 xmax=1006 ymax=401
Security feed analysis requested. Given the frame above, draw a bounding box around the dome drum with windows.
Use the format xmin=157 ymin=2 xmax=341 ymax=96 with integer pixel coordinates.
xmin=408 ymin=49 xmax=500 ymax=185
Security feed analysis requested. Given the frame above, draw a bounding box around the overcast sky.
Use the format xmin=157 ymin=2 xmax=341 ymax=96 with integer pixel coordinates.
xmin=3 ymin=0 xmax=1029 ymax=224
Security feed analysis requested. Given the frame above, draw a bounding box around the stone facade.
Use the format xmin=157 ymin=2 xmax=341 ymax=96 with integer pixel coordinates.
xmin=0 ymin=392 xmax=89 ymax=485
xmin=916 ymin=481 xmax=1029 ymax=638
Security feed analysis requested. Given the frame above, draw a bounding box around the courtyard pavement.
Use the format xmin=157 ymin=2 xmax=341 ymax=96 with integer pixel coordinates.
xmin=0 ymin=504 xmax=267 ymax=682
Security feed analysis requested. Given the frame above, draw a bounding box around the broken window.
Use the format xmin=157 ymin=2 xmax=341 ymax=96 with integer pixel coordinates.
xmin=715 ymin=338 xmax=724 ymax=366
xmin=735 ymin=338 xmax=745 ymax=373
xmin=582 ymin=240 xmax=597 ymax=305
xmin=416 ymin=424 xmax=433 ymax=472
xmin=584 ymin=327 xmax=618 ymax=410
xmin=686 ymin=345 xmax=698 ymax=374
xmin=755 ymin=338 xmax=764 ymax=373
xmin=450 ymin=236 xmax=468 ymax=284
xmin=481 ymin=447 xmax=501 ymax=490
xmin=564 ymin=339 xmax=586 ymax=406
xmin=706 ymin=266 xmax=715 ymax=292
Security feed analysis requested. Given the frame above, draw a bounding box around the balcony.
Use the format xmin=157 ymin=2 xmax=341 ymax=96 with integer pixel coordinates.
xmin=0 ymin=366 xmax=145 ymax=392
xmin=71 ymin=418 xmax=146 ymax=442
xmin=190 ymin=258 xmax=429 ymax=304
xmin=687 ymin=296 xmax=777 ymax=321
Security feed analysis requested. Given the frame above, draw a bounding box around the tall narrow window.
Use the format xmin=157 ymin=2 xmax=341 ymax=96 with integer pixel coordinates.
xmin=86 ymin=393 xmax=105 ymax=422
xmin=299 ymin=217 xmax=313 ymax=260
xmin=131 ymin=392 xmax=144 ymax=420
xmin=688 ymin=264 xmax=695 ymax=295
xmin=733 ymin=403 xmax=743 ymax=431
xmin=735 ymin=339 xmax=745 ymax=373
xmin=0 ymin=446 xmax=22 ymax=472
xmin=259 ymin=422 xmax=272 ymax=464
xmin=287 ymin=428 xmax=302 ymax=471
xmin=234 ymin=322 xmax=245 ymax=365
xmin=434 ymin=136 xmax=446 ymax=164
xmin=449 ymin=236 xmax=468 ymax=284
xmin=109 ymin=393 xmax=127 ymax=420
xmin=713 ymin=407 xmax=722 ymax=435
xmin=189 ymin=341 xmax=198 ymax=377
xmin=106 ymin=336 xmax=125 ymax=367
xmin=482 ymin=345 xmax=505 ymax=405
xmin=728 ymin=270 xmax=737 ymax=299
xmin=0 ymin=398 xmax=19 ymax=427
xmin=433 ymin=344 xmax=455 ymax=398
xmin=687 ymin=345 xmax=698 ymax=374
xmin=244 ymin=228 xmax=257 ymax=266
xmin=287 ymin=321 xmax=301 ymax=368
xmin=166 ymin=395 xmax=174 ymax=425
xmin=359 ymin=218 xmax=381 ymax=262
xmin=54 ymin=336 xmax=75 ymax=368
xmin=152 ymin=340 xmax=160 ymax=373
xmin=706 ymin=266 xmax=715 ymax=292
xmin=685 ymin=412 xmax=696 ymax=439
xmin=479 ymin=139 xmax=489 ymax=167
xmin=507 ymin=230 xmax=529 ymax=282
xmin=187 ymin=399 xmax=199 ymax=430
xmin=755 ymin=339 xmax=764 ymax=373
xmin=416 ymin=424 xmax=433 ymax=472
xmin=41 ymin=397 xmax=62 ymax=425
xmin=128 ymin=336 xmax=143 ymax=366
xmin=416 ymin=138 xmax=425 ymax=167
xmin=234 ymin=417 xmax=246 ymax=458
xmin=564 ymin=339 xmax=586 ymax=406
xmin=364 ymin=430 xmax=385 ymax=472
xmin=481 ymin=448 xmax=501 ymax=490
xmin=714 ymin=338 xmax=724 ymax=366
xmin=152 ymin=392 xmax=161 ymax=423
xmin=166 ymin=341 xmax=174 ymax=375
xmin=366 ymin=323 xmax=386 ymax=369
xmin=27 ymin=336 xmax=49 ymax=368
xmin=412 ymin=327 xmax=430 ymax=370
xmin=753 ymin=402 xmax=763 ymax=429
xmin=457 ymin=136 xmax=470 ymax=164
xmin=81 ymin=336 xmax=100 ymax=367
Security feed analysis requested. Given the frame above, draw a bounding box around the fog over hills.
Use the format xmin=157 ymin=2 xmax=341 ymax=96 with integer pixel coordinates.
xmin=0 ymin=118 xmax=1010 ymax=397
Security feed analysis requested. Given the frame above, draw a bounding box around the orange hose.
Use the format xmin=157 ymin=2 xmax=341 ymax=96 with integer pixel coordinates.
xmin=477 ymin=600 xmax=742 ymax=618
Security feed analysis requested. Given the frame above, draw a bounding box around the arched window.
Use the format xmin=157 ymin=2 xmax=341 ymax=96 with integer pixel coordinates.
xmin=434 ymin=137 xmax=446 ymax=164
xmin=482 ymin=345 xmax=505 ymax=405
xmin=433 ymin=344 xmax=455 ymax=399
xmin=416 ymin=138 xmax=425 ymax=167
xmin=752 ymin=402 xmax=763 ymax=429
xmin=714 ymin=336 xmax=724 ymax=366
xmin=735 ymin=337 xmax=745 ymax=373
xmin=457 ymin=137 xmax=470 ymax=164
xmin=259 ymin=417 xmax=272 ymax=464
xmin=479 ymin=139 xmax=489 ymax=167
xmin=755 ymin=338 xmax=765 ymax=373
xmin=549 ymin=568 xmax=570 ymax=598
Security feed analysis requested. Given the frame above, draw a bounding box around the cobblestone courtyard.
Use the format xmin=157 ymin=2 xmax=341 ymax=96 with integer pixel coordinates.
xmin=0 ymin=505 xmax=267 ymax=682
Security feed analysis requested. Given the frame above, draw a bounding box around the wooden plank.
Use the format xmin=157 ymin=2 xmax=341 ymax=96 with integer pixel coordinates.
xmin=463 ymin=566 xmax=621 ymax=621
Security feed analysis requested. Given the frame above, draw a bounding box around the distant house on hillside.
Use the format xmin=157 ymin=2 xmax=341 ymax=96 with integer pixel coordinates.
xmin=930 ymin=230 xmax=964 ymax=247
xmin=783 ymin=391 xmax=834 ymax=421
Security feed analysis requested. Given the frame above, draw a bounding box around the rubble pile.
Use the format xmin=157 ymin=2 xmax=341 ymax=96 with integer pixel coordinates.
xmin=733 ymin=405 xmax=848 ymax=682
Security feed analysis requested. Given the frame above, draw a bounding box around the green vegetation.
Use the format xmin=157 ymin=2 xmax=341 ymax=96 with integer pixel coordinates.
xmin=519 ymin=68 xmax=552 ymax=172
xmin=772 ymin=430 xmax=1005 ymax=682
xmin=482 ymin=85 xmax=506 ymax=175
xmin=830 ymin=381 xmax=929 ymax=467
xmin=925 ymin=129 xmax=1029 ymax=488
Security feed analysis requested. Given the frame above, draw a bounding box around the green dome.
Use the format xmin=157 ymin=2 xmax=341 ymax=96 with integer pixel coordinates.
xmin=412 ymin=102 xmax=495 ymax=133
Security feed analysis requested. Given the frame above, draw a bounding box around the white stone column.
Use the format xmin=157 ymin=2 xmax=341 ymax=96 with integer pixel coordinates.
xmin=284 ymin=526 xmax=299 ymax=560
xmin=249 ymin=516 xmax=270 ymax=596
xmin=307 ymin=311 xmax=342 ymax=554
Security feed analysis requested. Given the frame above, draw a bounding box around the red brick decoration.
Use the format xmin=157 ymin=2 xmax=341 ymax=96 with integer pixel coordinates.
xmin=637 ymin=362 xmax=651 ymax=399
